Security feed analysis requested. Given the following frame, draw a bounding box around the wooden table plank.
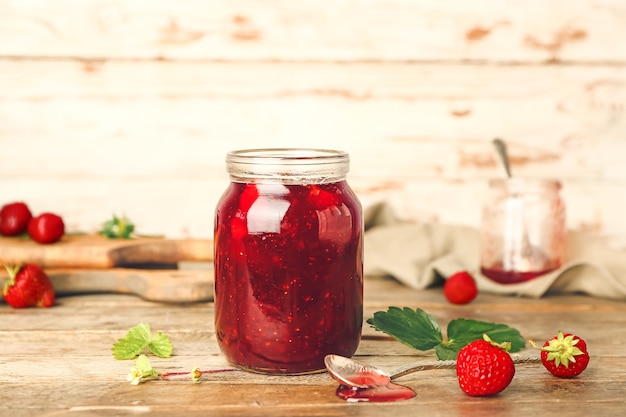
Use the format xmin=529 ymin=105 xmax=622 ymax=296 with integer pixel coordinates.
xmin=3 ymin=361 xmax=626 ymax=417
xmin=1 ymin=0 xmax=624 ymax=62
xmin=1 ymin=276 xmax=625 ymax=416
xmin=1 ymin=59 xmax=625 ymax=240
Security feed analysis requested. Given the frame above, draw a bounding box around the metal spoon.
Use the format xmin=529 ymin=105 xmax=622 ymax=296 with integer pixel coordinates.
xmin=324 ymin=354 xmax=455 ymax=389
xmin=325 ymin=354 xmax=540 ymax=389
xmin=493 ymin=138 xmax=512 ymax=178
xmin=491 ymin=138 xmax=544 ymax=271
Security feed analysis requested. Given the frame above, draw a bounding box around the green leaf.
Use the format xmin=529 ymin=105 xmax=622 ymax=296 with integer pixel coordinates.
xmin=366 ymin=307 xmax=443 ymax=351
xmin=99 ymin=214 xmax=135 ymax=239
xmin=112 ymin=322 xmax=173 ymax=360
xmin=148 ymin=332 xmax=173 ymax=358
xmin=446 ymin=318 xmax=526 ymax=354
xmin=134 ymin=354 xmax=155 ymax=374
xmin=134 ymin=354 xmax=159 ymax=379
xmin=367 ymin=307 xmax=526 ymax=361
xmin=112 ymin=323 xmax=152 ymax=360
xmin=434 ymin=344 xmax=459 ymax=361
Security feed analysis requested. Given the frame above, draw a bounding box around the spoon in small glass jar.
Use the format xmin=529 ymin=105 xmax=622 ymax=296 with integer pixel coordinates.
xmin=492 ymin=138 xmax=513 ymax=178
xmin=492 ymin=138 xmax=547 ymax=272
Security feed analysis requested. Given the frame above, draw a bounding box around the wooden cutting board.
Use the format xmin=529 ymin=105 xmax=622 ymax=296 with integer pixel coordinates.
xmin=0 ymin=266 xmax=214 ymax=303
xmin=0 ymin=234 xmax=213 ymax=268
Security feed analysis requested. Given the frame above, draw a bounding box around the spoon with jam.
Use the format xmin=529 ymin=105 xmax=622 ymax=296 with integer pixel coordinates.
xmin=324 ymin=354 xmax=455 ymax=402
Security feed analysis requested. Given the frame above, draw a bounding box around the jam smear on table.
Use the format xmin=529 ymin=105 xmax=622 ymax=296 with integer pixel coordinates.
xmin=214 ymin=181 xmax=363 ymax=374
xmin=336 ymin=383 xmax=416 ymax=402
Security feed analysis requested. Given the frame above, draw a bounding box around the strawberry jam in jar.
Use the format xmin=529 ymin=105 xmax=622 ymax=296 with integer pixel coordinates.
xmin=214 ymin=148 xmax=363 ymax=375
xmin=480 ymin=178 xmax=566 ymax=284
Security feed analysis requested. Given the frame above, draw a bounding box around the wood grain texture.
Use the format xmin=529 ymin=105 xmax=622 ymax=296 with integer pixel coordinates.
xmin=0 ymin=60 xmax=624 ymax=239
xmin=1 ymin=277 xmax=626 ymax=417
xmin=0 ymin=234 xmax=213 ymax=267
xmin=0 ymin=0 xmax=625 ymax=246
xmin=0 ymin=0 xmax=624 ymax=62
xmin=0 ymin=267 xmax=214 ymax=303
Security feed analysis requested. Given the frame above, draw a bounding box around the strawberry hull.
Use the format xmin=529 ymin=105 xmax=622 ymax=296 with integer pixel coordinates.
xmin=540 ymin=332 xmax=590 ymax=378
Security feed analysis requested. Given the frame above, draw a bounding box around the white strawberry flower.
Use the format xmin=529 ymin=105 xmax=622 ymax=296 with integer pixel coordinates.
xmin=127 ymin=366 xmax=143 ymax=385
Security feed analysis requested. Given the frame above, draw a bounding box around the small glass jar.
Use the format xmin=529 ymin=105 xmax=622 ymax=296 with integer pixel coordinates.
xmin=480 ymin=178 xmax=566 ymax=284
xmin=214 ymin=148 xmax=363 ymax=375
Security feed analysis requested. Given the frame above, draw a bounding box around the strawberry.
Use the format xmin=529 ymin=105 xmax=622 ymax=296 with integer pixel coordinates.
xmin=0 ymin=202 xmax=33 ymax=236
xmin=306 ymin=185 xmax=340 ymax=210
xmin=456 ymin=335 xmax=515 ymax=396
xmin=2 ymin=263 xmax=55 ymax=308
xmin=27 ymin=212 xmax=65 ymax=244
xmin=444 ymin=271 xmax=478 ymax=305
xmin=532 ymin=331 xmax=589 ymax=378
xmin=239 ymin=184 xmax=259 ymax=212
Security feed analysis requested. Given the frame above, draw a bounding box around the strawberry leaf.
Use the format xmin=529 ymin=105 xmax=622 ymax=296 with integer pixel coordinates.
xmin=112 ymin=323 xmax=173 ymax=360
xmin=134 ymin=354 xmax=156 ymax=375
xmin=112 ymin=323 xmax=152 ymax=360
xmin=447 ymin=318 xmax=526 ymax=353
xmin=434 ymin=344 xmax=459 ymax=360
xmin=366 ymin=307 xmax=443 ymax=351
xmin=148 ymin=332 xmax=173 ymax=358
xmin=367 ymin=307 xmax=526 ymax=360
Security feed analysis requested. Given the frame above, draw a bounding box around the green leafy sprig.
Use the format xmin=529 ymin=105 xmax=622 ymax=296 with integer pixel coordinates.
xmin=366 ymin=307 xmax=526 ymax=360
xmin=126 ymin=354 xmax=237 ymax=385
xmin=127 ymin=354 xmax=160 ymax=384
xmin=112 ymin=322 xmax=173 ymax=360
xmin=99 ymin=214 xmax=135 ymax=239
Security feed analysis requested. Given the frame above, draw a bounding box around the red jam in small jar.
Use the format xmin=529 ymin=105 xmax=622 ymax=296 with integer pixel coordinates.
xmin=480 ymin=178 xmax=566 ymax=284
xmin=214 ymin=149 xmax=364 ymax=375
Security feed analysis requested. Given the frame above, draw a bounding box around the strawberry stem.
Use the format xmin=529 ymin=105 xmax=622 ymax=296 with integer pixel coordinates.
xmin=159 ymin=368 xmax=237 ymax=381
xmin=483 ymin=333 xmax=512 ymax=352
xmin=3 ymin=263 xmax=22 ymax=287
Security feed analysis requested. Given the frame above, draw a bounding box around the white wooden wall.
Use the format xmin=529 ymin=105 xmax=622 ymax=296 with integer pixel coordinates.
xmin=1 ymin=0 xmax=625 ymax=245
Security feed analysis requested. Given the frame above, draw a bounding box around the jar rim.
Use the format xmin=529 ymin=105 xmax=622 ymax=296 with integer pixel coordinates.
xmin=225 ymin=148 xmax=350 ymax=183
xmin=488 ymin=177 xmax=562 ymax=191
xmin=226 ymin=148 xmax=349 ymax=165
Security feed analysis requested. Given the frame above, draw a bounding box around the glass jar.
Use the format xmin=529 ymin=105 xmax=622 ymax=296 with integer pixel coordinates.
xmin=480 ymin=178 xmax=566 ymax=284
xmin=214 ymin=148 xmax=364 ymax=374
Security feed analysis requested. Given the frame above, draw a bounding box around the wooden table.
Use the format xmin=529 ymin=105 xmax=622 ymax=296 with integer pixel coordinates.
xmin=2 ymin=275 xmax=625 ymax=416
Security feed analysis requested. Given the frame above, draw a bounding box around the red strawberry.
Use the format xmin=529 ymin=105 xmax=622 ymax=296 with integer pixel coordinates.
xmin=2 ymin=263 xmax=55 ymax=308
xmin=239 ymin=184 xmax=259 ymax=212
xmin=28 ymin=212 xmax=65 ymax=244
xmin=306 ymin=185 xmax=340 ymax=210
xmin=456 ymin=335 xmax=515 ymax=396
xmin=532 ymin=331 xmax=589 ymax=378
xmin=0 ymin=202 xmax=33 ymax=236
xmin=444 ymin=271 xmax=478 ymax=305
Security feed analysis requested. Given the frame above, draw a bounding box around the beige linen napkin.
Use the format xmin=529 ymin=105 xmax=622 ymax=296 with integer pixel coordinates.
xmin=364 ymin=203 xmax=626 ymax=299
